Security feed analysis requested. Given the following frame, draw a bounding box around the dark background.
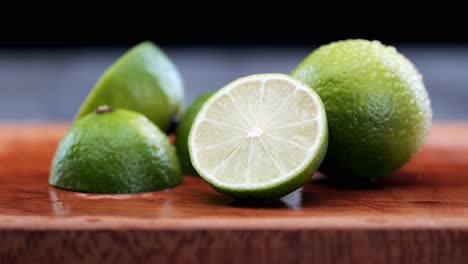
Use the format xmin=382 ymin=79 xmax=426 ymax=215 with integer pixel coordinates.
xmin=1 ymin=6 xmax=467 ymax=46
xmin=1 ymin=14 xmax=467 ymax=120
xmin=2 ymin=15 xmax=467 ymax=46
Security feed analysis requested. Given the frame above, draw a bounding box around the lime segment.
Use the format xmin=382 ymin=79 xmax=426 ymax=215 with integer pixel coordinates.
xmin=76 ymin=41 xmax=184 ymax=131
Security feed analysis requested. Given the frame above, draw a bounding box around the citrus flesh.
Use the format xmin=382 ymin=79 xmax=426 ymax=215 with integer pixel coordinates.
xmin=50 ymin=107 xmax=181 ymax=193
xmin=292 ymin=39 xmax=432 ymax=181
xmin=189 ymin=74 xmax=328 ymax=199
xmin=76 ymin=41 xmax=184 ymax=131
xmin=175 ymin=91 xmax=214 ymax=175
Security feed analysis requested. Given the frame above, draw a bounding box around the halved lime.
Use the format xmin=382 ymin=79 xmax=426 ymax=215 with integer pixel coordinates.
xmin=50 ymin=107 xmax=181 ymax=193
xmin=188 ymin=74 xmax=328 ymax=199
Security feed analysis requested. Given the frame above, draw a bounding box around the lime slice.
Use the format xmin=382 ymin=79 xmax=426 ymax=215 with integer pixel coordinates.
xmin=189 ymin=74 xmax=328 ymax=199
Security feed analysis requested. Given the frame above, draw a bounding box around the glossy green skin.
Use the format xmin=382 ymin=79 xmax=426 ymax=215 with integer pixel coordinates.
xmin=292 ymin=39 xmax=432 ymax=181
xmin=49 ymin=109 xmax=181 ymax=193
xmin=175 ymin=92 xmax=214 ymax=175
xmin=76 ymin=41 xmax=184 ymax=132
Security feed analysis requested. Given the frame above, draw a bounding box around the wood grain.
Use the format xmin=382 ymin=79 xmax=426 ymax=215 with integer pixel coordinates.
xmin=0 ymin=123 xmax=467 ymax=263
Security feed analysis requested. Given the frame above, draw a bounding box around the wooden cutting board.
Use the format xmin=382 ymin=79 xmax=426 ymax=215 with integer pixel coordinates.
xmin=0 ymin=123 xmax=467 ymax=264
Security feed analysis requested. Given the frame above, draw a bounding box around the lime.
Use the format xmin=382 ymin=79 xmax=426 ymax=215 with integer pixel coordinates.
xmin=188 ymin=74 xmax=328 ymax=199
xmin=49 ymin=106 xmax=182 ymax=193
xmin=175 ymin=92 xmax=214 ymax=175
xmin=292 ymin=39 xmax=432 ymax=181
xmin=76 ymin=41 xmax=184 ymax=132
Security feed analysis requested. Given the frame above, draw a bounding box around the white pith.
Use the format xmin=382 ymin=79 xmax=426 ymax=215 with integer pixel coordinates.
xmin=189 ymin=74 xmax=326 ymax=189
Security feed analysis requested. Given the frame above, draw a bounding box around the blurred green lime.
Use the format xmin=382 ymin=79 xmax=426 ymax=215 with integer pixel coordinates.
xmin=76 ymin=41 xmax=184 ymax=131
xmin=175 ymin=92 xmax=214 ymax=175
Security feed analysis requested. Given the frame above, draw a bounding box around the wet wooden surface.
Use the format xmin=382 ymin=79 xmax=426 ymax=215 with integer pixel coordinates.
xmin=0 ymin=123 xmax=467 ymax=263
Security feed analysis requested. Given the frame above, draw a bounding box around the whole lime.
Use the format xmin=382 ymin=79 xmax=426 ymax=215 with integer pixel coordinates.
xmin=76 ymin=41 xmax=184 ymax=132
xmin=50 ymin=106 xmax=182 ymax=193
xmin=292 ymin=39 xmax=432 ymax=181
xmin=175 ymin=92 xmax=214 ymax=175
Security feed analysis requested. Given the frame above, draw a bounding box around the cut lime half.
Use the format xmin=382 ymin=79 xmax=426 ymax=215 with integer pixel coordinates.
xmin=189 ymin=74 xmax=328 ymax=199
